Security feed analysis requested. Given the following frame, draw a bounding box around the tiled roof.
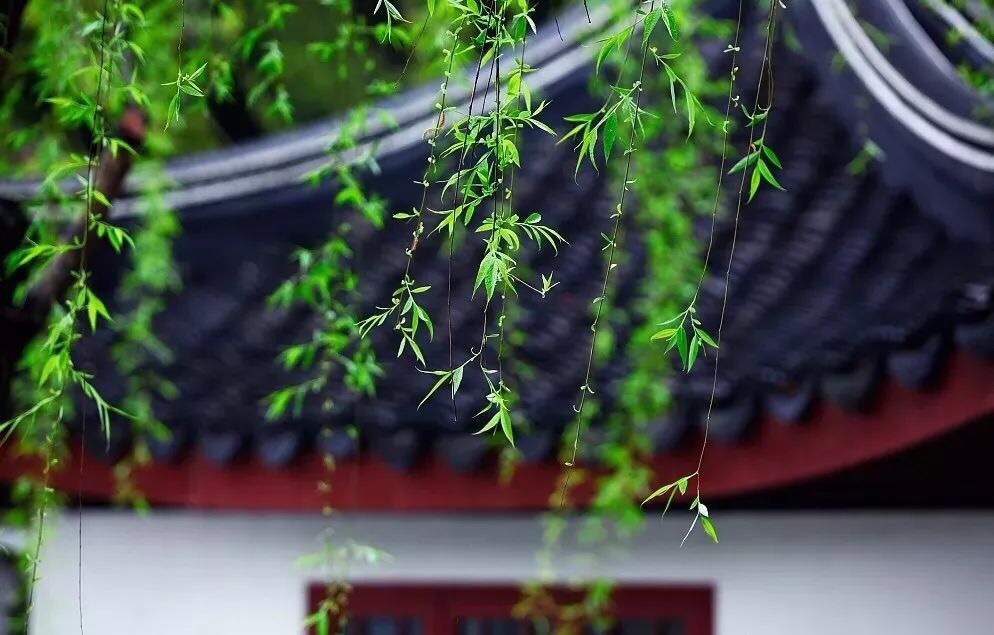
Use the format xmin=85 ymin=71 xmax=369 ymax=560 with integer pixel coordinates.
xmin=24 ymin=0 xmax=994 ymax=471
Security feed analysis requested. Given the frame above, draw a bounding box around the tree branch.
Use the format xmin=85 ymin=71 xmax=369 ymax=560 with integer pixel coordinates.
xmin=23 ymin=103 xmax=147 ymax=324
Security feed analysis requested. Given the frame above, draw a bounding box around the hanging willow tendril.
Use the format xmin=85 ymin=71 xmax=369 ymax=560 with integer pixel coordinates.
xmin=11 ymin=0 xmax=126 ymax=616
xmin=557 ymin=0 xmax=713 ymax=506
xmin=643 ymin=0 xmax=785 ymax=546
xmin=355 ymin=0 xmax=560 ymax=446
xmin=354 ymin=13 xmax=467 ymax=365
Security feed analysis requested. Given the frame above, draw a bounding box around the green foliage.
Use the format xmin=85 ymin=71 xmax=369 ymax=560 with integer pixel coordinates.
xmin=727 ymin=130 xmax=784 ymax=202
xmin=163 ymin=62 xmax=208 ymax=129
xmin=650 ymin=305 xmax=716 ymax=372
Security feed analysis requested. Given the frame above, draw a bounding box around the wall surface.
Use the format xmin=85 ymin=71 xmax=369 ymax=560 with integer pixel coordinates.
xmin=28 ymin=511 xmax=994 ymax=635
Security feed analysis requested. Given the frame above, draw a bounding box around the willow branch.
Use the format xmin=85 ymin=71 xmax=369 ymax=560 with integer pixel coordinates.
xmin=23 ymin=103 xmax=147 ymax=325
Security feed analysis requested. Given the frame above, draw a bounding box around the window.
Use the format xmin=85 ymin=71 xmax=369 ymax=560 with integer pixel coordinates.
xmin=308 ymin=584 xmax=713 ymax=634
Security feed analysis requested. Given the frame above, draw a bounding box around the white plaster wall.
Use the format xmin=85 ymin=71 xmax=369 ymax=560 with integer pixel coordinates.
xmin=28 ymin=511 xmax=994 ymax=635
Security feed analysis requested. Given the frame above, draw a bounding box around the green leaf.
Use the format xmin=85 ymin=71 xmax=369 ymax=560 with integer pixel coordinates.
xmin=406 ymin=333 xmax=426 ymax=365
xmin=696 ymin=328 xmax=717 ymax=348
xmin=660 ymin=3 xmax=679 ymax=40
xmin=675 ymin=326 xmax=688 ymax=369
xmin=451 ymin=364 xmax=464 ymax=398
xmin=475 ymin=410 xmax=501 ymax=435
xmin=756 ymin=158 xmax=785 ymax=191
xmin=418 ymin=369 xmax=452 ymax=408
xmin=643 ymin=474 xmax=692 ymax=507
xmin=664 ymin=66 xmax=679 ymax=115
xmin=563 ymin=113 xmax=594 ymax=123
xmin=474 ymin=254 xmax=495 ymax=298
xmin=596 ymin=38 xmax=616 ymax=74
xmin=501 ymin=138 xmax=520 ymax=167
xmin=91 ymin=189 xmax=111 ymax=208
xmin=39 ymin=354 xmax=61 ymax=387
xmin=688 ymin=333 xmax=700 ymax=369
xmin=189 ymin=62 xmax=209 ymax=80
xmin=415 ymin=304 xmax=434 ymax=339
xmin=642 ymin=7 xmax=662 ymax=50
xmin=595 ymin=27 xmax=631 ymax=74
xmin=700 ymin=515 xmax=719 ymax=543
xmin=650 ymin=327 xmax=677 ymax=341
xmin=762 ymin=144 xmax=783 ymax=168
xmin=748 ymin=166 xmax=761 ymax=202
xmin=728 ymin=151 xmax=756 ymax=174
xmin=602 ymin=111 xmax=618 ymax=161
xmin=85 ymin=289 xmax=111 ymax=331
xmin=511 ymin=14 xmax=526 ymax=39
xmin=684 ymin=85 xmax=696 ymax=138
xmin=642 ymin=480 xmax=676 ymax=505
xmin=499 ymin=406 xmax=514 ymax=445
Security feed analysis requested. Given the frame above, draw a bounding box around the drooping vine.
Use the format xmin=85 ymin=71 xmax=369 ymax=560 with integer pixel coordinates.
xmin=7 ymin=0 xmax=124 ymax=615
xmin=643 ymin=0 xmax=786 ymax=546
xmin=354 ymin=0 xmax=562 ymax=447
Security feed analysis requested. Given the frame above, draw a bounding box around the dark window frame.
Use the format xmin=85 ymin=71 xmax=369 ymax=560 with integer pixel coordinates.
xmin=308 ymin=582 xmax=713 ymax=634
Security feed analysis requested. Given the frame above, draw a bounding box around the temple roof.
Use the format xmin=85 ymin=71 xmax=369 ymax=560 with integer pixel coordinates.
xmin=3 ymin=0 xmax=993 ymax=491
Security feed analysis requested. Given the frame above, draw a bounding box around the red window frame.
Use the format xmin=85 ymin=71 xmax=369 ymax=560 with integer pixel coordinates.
xmin=308 ymin=582 xmax=713 ymax=634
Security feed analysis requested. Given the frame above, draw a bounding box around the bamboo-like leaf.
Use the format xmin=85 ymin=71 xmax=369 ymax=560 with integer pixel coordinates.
xmin=474 ymin=410 xmax=501 ymax=435
xmin=602 ymin=111 xmax=618 ymax=161
xmin=499 ymin=406 xmax=514 ymax=445
xmin=748 ymin=165 xmax=761 ymax=202
xmin=684 ymin=84 xmax=696 ymax=138
xmin=663 ymin=66 xmax=679 ymax=116
xmin=651 ymin=327 xmax=677 ymax=341
xmin=642 ymin=480 xmax=677 ymax=505
xmin=762 ymin=144 xmax=783 ymax=168
xmin=660 ymin=2 xmax=679 ymax=40
xmin=728 ymin=151 xmax=756 ymax=174
xmin=701 ymin=515 xmax=719 ymax=542
xmin=451 ymin=364 xmax=464 ymax=398
xmin=418 ymin=369 xmax=452 ymax=408
xmin=756 ymin=158 xmax=785 ymax=191
xmin=642 ymin=7 xmax=662 ymax=50
xmin=675 ymin=326 xmax=689 ymax=368
xmin=696 ymin=327 xmax=718 ymax=348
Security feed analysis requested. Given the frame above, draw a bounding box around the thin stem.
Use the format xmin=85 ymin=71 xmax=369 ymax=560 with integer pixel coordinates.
xmin=399 ymin=20 xmax=466 ymax=285
xmin=27 ymin=0 xmax=115 ymax=622
xmin=560 ymin=1 xmax=653 ymax=507
xmin=694 ymin=0 xmax=779 ymax=501
xmin=491 ymin=22 xmax=530 ymax=397
xmin=479 ymin=0 xmax=504 ymax=372
xmin=75 ymin=3 xmax=114 ymax=633
xmin=398 ymin=13 xmax=431 ymax=85
xmin=445 ymin=34 xmax=493 ymax=421
xmin=689 ymin=0 xmax=747 ymax=305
